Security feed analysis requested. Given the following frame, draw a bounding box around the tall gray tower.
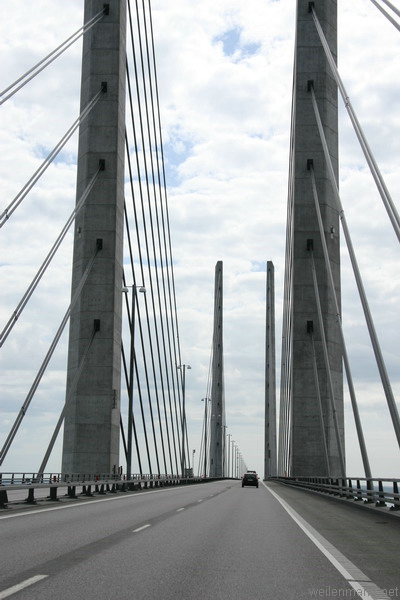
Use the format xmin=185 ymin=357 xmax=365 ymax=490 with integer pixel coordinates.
xmin=209 ymin=261 xmax=225 ymax=477
xmin=280 ymin=0 xmax=344 ymax=477
xmin=264 ymin=261 xmax=277 ymax=479
xmin=62 ymin=1 xmax=127 ymax=475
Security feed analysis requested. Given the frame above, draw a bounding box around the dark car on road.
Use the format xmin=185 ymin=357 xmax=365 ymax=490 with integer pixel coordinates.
xmin=242 ymin=472 xmax=259 ymax=488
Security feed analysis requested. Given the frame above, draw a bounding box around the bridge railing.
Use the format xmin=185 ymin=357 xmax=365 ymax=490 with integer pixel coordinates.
xmin=0 ymin=472 xmax=219 ymax=508
xmin=271 ymin=476 xmax=400 ymax=511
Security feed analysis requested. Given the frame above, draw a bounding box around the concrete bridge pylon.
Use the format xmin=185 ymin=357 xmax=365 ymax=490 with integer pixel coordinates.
xmin=280 ymin=0 xmax=345 ymax=478
xmin=62 ymin=1 xmax=127 ymax=475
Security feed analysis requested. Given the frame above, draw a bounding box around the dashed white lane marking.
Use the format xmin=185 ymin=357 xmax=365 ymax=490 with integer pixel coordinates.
xmin=264 ymin=483 xmax=392 ymax=600
xmin=176 ymin=507 xmax=185 ymax=512
xmin=0 ymin=575 xmax=48 ymax=599
xmin=197 ymin=499 xmax=203 ymax=502
xmin=132 ymin=524 xmax=151 ymax=533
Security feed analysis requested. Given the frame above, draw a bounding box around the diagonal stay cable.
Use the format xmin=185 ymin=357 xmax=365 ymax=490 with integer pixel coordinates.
xmin=309 ymin=163 xmax=372 ymax=480
xmin=146 ymin=0 xmax=184 ymax=475
xmin=309 ymin=81 xmax=400 ymax=449
xmin=0 ymin=8 xmax=106 ymax=105
xmin=123 ymin=197 xmax=164 ymax=475
xmin=145 ymin=0 xmax=183 ymax=476
xmin=36 ymin=320 xmax=101 ymax=475
xmin=368 ymin=0 xmax=400 ymax=31
xmin=380 ymin=0 xmax=400 ymax=17
xmin=0 ymin=85 xmax=105 ymax=228
xmin=0 ymin=239 xmax=102 ymax=466
xmin=310 ymin=5 xmax=400 ymax=242
xmin=132 ymin=0 xmax=173 ymax=476
xmin=121 ymin=335 xmax=143 ymax=476
xmin=123 ymin=190 xmax=161 ymax=475
xmin=308 ymin=247 xmax=346 ymax=478
xmin=127 ymin=5 xmax=172 ymax=475
xmin=135 ymin=0 xmax=179 ymax=476
xmin=307 ymin=325 xmax=331 ymax=478
xmin=0 ymin=165 xmax=103 ymax=347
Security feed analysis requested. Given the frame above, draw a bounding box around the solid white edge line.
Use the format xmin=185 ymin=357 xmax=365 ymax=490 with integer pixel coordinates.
xmin=0 ymin=575 xmax=48 ymax=599
xmin=0 ymin=487 xmax=177 ymax=520
xmin=132 ymin=524 xmax=151 ymax=533
xmin=263 ymin=482 xmax=391 ymax=600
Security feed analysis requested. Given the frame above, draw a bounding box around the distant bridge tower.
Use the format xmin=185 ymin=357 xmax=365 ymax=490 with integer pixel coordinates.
xmin=264 ymin=261 xmax=277 ymax=479
xmin=209 ymin=261 xmax=225 ymax=478
xmin=62 ymin=1 xmax=127 ymax=475
xmin=279 ymin=0 xmax=345 ymax=477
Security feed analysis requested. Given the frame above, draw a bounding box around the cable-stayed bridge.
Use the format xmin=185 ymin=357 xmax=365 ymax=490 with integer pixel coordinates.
xmin=1 ymin=1 xmax=400 ymax=598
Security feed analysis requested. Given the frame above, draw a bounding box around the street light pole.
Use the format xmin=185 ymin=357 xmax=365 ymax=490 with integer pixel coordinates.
xmin=178 ymin=364 xmax=191 ymax=478
xmin=223 ymin=425 xmax=227 ymax=477
xmin=201 ymin=397 xmax=210 ymax=477
xmin=227 ymin=433 xmax=231 ymax=478
xmin=124 ymin=284 xmax=145 ymax=480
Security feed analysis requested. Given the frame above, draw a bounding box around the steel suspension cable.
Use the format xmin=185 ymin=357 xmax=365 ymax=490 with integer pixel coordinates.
xmin=308 ymin=325 xmax=331 ymax=478
xmin=0 ymin=8 xmax=106 ymax=105
xmin=146 ymin=0 xmax=185 ymax=475
xmin=308 ymin=247 xmax=346 ymax=478
xmin=309 ymin=164 xmax=372 ymax=479
xmin=310 ymin=6 xmax=400 ymax=242
xmin=0 ymin=240 xmax=101 ymax=466
xmin=0 ymin=167 xmax=102 ymax=347
xmin=125 ymin=117 xmax=170 ymax=476
xmin=36 ymin=320 xmax=100 ymax=475
xmin=125 ymin=124 xmax=167 ymax=476
xmin=123 ymin=198 xmax=163 ymax=475
xmin=309 ymin=81 xmax=400 ymax=449
xmin=124 ymin=135 xmax=165 ymax=475
xmin=139 ymin=0 xmax=182 ymax=480
xmin=132 ymin=0 xmax=180 ymax=477
xmin=368 ymin=0 xmax=400 ymax=32
xmin=121 ymin=336 xmax=143 ymax=476
xmin=379 ymin=0 xmax=400 ymax=17
xmin=126 ymin=5 xmax=180 ymax=476
xmin=0 ymin=85 xmax=105 ymax=228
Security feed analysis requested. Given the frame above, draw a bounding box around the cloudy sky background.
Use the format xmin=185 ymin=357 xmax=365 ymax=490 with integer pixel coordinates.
xmin=0 ymin=0 xmax=399 ymax=478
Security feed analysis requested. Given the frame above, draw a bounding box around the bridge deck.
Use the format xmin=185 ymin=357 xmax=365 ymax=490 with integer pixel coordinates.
xmin=0 ymin=480 xmax=399 ymax=599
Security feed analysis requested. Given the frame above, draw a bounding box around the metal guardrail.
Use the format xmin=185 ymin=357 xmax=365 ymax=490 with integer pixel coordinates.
xmin=0 ymin=472 xmax=215 ymax=508
xmin=271 ymin=476 xmax=400 ymax=511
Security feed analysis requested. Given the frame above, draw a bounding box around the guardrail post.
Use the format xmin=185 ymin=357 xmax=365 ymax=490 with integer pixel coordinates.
xmin=67 ymin=486 xmax=76 ymax=498
xmin=49 ymin=487 xmax=58 ymax=501
xmin=390 ymin=481 xmax=400 ymax=511
xmin=365 ymin=479 xmax=374 ymax=503
xmin=26 ymin=488 xmax=36 ymax=504
xmin=0 ymin=490 xmax=8 ymax=508
xmin=375 ymin=480 xmax=386 ymax=507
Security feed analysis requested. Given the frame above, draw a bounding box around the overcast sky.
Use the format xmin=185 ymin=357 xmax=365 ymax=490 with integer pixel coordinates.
xmin=0 ymin=0 xmax=399 ymax=479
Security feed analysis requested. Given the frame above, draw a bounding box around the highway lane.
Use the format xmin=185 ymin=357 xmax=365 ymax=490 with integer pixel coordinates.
xmin=0 ymin=480 xmax=396 ymax=599
xmin=267 ymin=481 xmax=400 ymax=594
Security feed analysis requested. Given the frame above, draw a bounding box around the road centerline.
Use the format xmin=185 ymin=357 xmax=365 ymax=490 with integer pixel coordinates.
xmin=132 ymin=524 xmax=151 ymax=533
xmin=0 ymin=575 xmax=48 ymax=600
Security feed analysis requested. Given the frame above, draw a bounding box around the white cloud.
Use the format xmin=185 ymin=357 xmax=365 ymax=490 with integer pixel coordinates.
xmin=0 ymin=0 xmax=399 ymax=480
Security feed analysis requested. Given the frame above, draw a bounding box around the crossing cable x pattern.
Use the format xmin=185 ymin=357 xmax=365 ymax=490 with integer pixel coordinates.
xmin=122 ymin=0 xmax=186 ymax=477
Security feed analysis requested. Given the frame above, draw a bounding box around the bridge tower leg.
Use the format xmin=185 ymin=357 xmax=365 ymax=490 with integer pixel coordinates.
xmin=281 ymin=0 xmax=344 ymax=477
xmin=62 ymin=1 xmax=127 ymax=475
xmin=209 ymin=261 xmax=225 ymax=478
xmin=264 ymin=261 xmax=277 ymax=479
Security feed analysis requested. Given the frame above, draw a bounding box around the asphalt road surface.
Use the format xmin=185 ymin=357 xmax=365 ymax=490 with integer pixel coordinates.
xmin=0 ymin=480 xmax=399 ymax=599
